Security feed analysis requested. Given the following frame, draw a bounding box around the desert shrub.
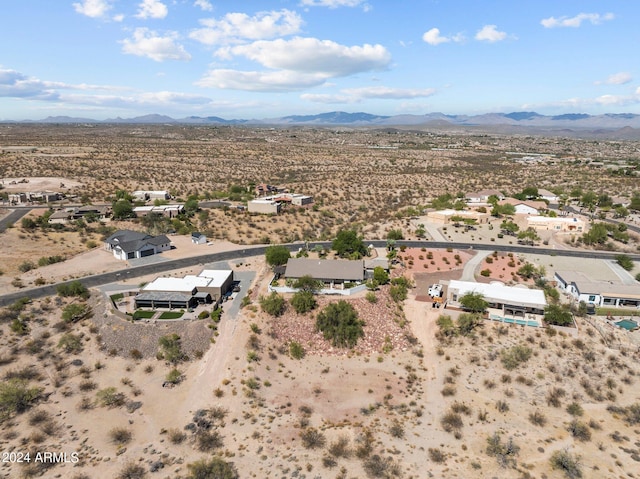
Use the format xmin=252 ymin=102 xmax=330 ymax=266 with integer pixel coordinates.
xmin=0 ymin=379 xmax=42 ymax=420
xmin=566 ymin=402 xmax=584 ymax=417
xmin=10 ymin=318 xmax=28 ymax=336
xmin=260 ymin=292 xmax=286 ymax=317
xmin=158 ymin=333 xmax=185 ymax=364
xmin=289 ymin=341 xmax=305 ymax=360
xmin=196 ymin=429 xmax=224 ymax=452
xmin=365 ymin=291 xmax=378 ymax=303
xmin=109 ymin=427 xmax=133 ymax=445
xmin=18 ymin=260 xmax=37 ymax=273
xmin=486 ymin=432 xmax=520 ymax=468
xmin=186 ymin=457 xmax=239 ymax=479
xmin=116 ymin=462 xmax=146 ymax=479
xmin=389 ymin=420 xmax=404 ymax=438
xmin=501 ymin=344 xmax=532 ymax=370
xmin=550 ymin=449 xmax=582 ymax=479
xmin=165 ymin=368 xmax=182 ymax=384
xmin=57 ymin=333 xmax=83 ymax=354
xmin=362 ymin=454 xmax=402 ymax=478
xmin=355 ymin=429 xmax=375 ymax=459
xmin=544 ymin=304 xmax=573 ymax=326
xmin=428 ymin=447 xmax=446 ymax=463
xmin=168 ymin=428 xmax=187 ymax=444
xmin=457 ymin=313 xmax=482 ymax=336
xmin=567 ymin=420 xmax=591 ymax=442
xmin=328 ymin=436 xmax=351 ymax=458
xmin=607 ymin=402 xmax=640 ymax=425
xmin=96 ymin=387 xmax=126 ymax=408
xmin=290 ymin=290 xmax=317 ymax=314
xmin=316 ymin=300 xmax=364 ymax=348
xmin=528 ymin=410 xmax=547 ymax=426
xmin=441 ymin=411 xmax=463 ymax=434
xmin=300 ymin=428 xmax=326 ymax=449
xmin=547 ymin=387 xmax=566 ymax=407
xmin=56 ymin=280 xmax=89 ymax=299
xmin=61 ymin=303 xmax=92 ymax=323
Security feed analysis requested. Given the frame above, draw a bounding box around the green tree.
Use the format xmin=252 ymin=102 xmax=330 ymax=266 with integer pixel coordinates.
xmin=264 ymin=245 xmax=291 ymax=267
xmin=293 ymin=275 xmax=323 ymax=293
xmin=459 ymin=292 xmax=488 ymax=313
xmin=290 ymin=290 xmax=317 ymax=314
xmin=544 ymin=304 xmax=573 ymax=326
xmin=522 ymin=186 xmax=539 ymax=199
xmin=436 ymin=314 xmax=456 ymax=337
xmin=415 ymin=224 xmax=426 ymax=238
xmin=582 ymin=223 xmax=608 ymax=245
xmin=386 ymin=229 xmax=403 ymax=240
xmin=186 ymin=457 xmax=239 ymax=479
xmin=500 ymin=220 xmax=519 ymax=235
xmin=332 ymin=229 xmax=367 ymax=258
xmin=112 ymin=199 xmax=134 ymax=220
xmin=316 ymin=300 xmax=364 ymax=348
xmin=517 ymin=227 xmax=540 ymax=245
xmin=517 ymin=263 xmax=536 ymax=279
xmin=260 ymin=292 xmax=286 ymax=317
xmin=615 ymin=254 xmax=634 ymax=272
xmin=372 ymin=266 xmax=390 ymax=285
xmin=184 ymin=197 xmax=200 ymax=216
xmin=21 ymin=217 xmax=37 ymax=230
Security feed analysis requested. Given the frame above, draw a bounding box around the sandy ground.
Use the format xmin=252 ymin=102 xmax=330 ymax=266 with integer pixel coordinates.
xmin=0 ymin=176 xmax=83 ymax=191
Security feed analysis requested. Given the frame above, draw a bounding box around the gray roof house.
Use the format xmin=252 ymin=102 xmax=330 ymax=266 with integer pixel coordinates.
xmin=104 ymin=230 xmax=171 ymax=261
xmin=285 ymin=258 xmax=364 ymax=284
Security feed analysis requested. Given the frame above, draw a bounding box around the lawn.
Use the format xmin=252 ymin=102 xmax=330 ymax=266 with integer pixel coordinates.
xmin=158 ymin=311 xmax=184 ymax=320
xmin=596 ymin=307 xmax=640 ymax=317
xmin=110 ymin=293 xmax=124 ymax=302
xmin=133 ymin=310 xmax=156 ymax=320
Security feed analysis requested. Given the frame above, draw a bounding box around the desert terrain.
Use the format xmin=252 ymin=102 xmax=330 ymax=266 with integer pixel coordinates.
xmin=0 ymin=125 xmax=639 ymax=479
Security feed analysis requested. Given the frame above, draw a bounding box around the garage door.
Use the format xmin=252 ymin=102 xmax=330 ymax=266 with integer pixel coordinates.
xmin=140 ymin=249 xmax=155 ymax=257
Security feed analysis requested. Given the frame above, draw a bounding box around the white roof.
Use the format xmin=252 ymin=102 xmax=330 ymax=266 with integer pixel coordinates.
xmin=527 ymin=216 xmax=582 ymax=223
xmin=448 ymin=280 xmax=546 ymax=309
xmin=144 ymin=276 xmax=211 ymax=293
xmin=198 ymin=269 xmax=233 ymax=287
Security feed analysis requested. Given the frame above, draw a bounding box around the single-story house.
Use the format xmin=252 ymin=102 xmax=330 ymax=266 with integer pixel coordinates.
xmin=191 ymin=232 xmax=207 ymax=244
xmin=537 ymin=189 xmax=559 ymax=203
xmin=465 ymin=189 xmax=505 ymax=204
xmin=132 ymin=204 xmax=184 ymax=218
xmin=285 ymin=258 xmax=364 ymax=285
xmin=526 ymin=216 xmax=585 ymax=233
xmin=447 ymin=280 xmax=547 ymax=319
xmin=132 ymin=190 xmax=170 ymax=201
xmin=104 ymin=230 xmax=171 ymax=260
xmin=554 ymin=271 xmax=640 ymax=309
xmin=426 ymin=209 xmax=490 ymax=224
xmin=48 ymin=205 xmax=110 ymax=224
xmin=499 ymin=198 xmax=548 ymax=215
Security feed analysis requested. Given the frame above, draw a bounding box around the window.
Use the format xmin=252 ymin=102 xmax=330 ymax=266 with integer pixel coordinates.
xmin=588 ymin=295 xmax=596 ymax=302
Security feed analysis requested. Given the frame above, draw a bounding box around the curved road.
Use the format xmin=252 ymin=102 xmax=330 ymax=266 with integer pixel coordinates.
xmin=0 ymin=240 xmax=638 ymax=307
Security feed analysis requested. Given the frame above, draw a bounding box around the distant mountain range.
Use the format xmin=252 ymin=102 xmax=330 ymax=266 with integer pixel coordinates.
xmin=8 ymin=111 xmax=640 ymax=136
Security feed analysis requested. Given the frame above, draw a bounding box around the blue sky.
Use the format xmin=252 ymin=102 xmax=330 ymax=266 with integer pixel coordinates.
xmin=1 ymin=0 xmax=639 ymax=120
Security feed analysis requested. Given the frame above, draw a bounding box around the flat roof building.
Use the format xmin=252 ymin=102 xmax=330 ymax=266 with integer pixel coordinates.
xmin=555 ymin=271 xmax=640 ymax=309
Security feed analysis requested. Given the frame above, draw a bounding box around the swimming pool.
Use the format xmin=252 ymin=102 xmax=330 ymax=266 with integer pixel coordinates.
xmin=615 ymin=319 xmax=639 ymax=331
xmin=489 ymin=314 xmax=540 ymax=328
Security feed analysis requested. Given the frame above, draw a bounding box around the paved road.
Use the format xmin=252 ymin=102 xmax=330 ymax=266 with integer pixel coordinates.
xmin=1 ymin=240 xmax=639 ymax=307
xmin=0 ymin=208 xmax=32 ymax=233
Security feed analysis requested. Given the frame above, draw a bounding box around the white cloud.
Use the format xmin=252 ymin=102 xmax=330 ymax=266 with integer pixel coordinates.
xmin=524 ymin=91 xmax=640 ymax=110
xmin=135 ymin=0 xmax=168 ymax=19
xmin=475 ymin=25 xmax=508 ymax=43
xmin=73 ymin=0 xmax=112 ymax=18
xmin=300 ymin=0 xmax=366 ymax=8
xmin=343 ymin=86 xmax=436 ymax=99
xmin=194 ymin=0 xmax=213 ymax=11
xmin=121 ymin=28 xmax=191 ymax=62
xmin=190 ymin=9 xmax=303 ymax=45
xmin=301 ymin=86 xmax=435 ymax=104
xmin=219 ymin=37 xmax=391 ymax=77
xmin=595 ymin=72 xmax=633 ymax=85
xmin=422 ymin=28 xmax=449 ymax=46
xmin=541 ymin=12 xmax=614 ymax=28
xmin=196 ymin=69 xmax=328 ymax=92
